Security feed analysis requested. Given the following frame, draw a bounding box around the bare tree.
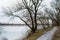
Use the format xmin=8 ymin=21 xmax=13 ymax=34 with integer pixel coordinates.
xmin=45 ymin=0 xmax=60 ymax=26
xmin=2 ymin=0 xmax=45 ymax=33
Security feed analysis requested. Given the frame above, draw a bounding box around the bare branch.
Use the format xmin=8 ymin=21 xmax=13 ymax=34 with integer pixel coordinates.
xmin=12 ymin=15 xmax=32 ymax=29
xmin=37 ymin=0 xmax=43 ymax=8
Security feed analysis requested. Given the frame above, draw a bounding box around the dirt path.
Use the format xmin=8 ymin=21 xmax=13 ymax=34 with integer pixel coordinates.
xmin=37 ymin=27 xmax=57 ymax=40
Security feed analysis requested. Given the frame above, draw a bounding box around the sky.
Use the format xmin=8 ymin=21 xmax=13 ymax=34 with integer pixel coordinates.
xmin=0 ymin=0 xmax=24 ymax=24
xmin=0 ymin=0 xmax=54 ymax=24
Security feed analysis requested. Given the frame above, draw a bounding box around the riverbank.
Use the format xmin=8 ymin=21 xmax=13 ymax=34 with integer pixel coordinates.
xmin=37 ymin=27 xmax=57 ymax=40
xmin=24 ymin=27 xmax=53 ymax=40
xmin=52 ymin=27 xmax=60 ymax=40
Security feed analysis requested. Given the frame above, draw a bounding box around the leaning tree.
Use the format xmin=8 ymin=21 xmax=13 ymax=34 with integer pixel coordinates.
xmin=2 ymin=0 xmax=46 ymax=33
xmin=45 ymin=0 xmax=60 ymax=26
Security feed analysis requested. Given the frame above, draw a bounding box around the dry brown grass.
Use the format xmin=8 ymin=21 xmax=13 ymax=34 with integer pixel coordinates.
xmin=53 ymin=27 xmax=60 ymax=40
xmin=24 ymin=27 xmax=53 ymax=40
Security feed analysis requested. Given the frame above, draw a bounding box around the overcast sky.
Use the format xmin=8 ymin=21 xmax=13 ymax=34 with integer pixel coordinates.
xmin=0 ymin=0 xmax=54 ymax=24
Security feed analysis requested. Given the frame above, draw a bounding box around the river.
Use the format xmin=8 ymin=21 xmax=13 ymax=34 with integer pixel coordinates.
xmin=0 ymin=25 xmax=49 ymax=40
xmin=0 ymin=25 xmax=31 ymax=40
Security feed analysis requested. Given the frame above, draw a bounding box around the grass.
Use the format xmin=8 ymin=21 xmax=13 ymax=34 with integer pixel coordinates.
xmin=24 ymin=27 xmax=53 ymax=40
xmin=53 ymin=27 xmax=60 ymax=40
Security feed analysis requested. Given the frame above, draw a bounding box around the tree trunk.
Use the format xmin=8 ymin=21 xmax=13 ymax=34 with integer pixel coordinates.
xmin=31 ymin=27 xmax=37 ymax=33
xmin=34 ymin=5 xmax=37 ymax=33
xmin=42 ymin=25 xmax=46 ymax=29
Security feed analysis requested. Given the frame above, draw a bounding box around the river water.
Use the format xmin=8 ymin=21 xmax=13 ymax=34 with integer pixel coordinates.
xmin=0 ymin=25 xmax=48 ymax=40
xmin=0 ymin=25 xmax=31 ymax=40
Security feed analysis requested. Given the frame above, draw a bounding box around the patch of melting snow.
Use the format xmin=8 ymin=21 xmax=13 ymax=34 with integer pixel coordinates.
xmin=37 ymin=27 xmax=57 ymax=40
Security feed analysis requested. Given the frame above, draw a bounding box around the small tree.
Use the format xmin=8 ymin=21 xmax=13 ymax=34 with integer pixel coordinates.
xmin=2 ymin=0 xmax=46 ymax=33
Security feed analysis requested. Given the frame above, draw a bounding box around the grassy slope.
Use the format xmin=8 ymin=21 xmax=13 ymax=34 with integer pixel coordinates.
xmin=53 ymin=27 xmax=60 ymax=40
xmin=24 ymin=27 xmax=53 ymax=40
